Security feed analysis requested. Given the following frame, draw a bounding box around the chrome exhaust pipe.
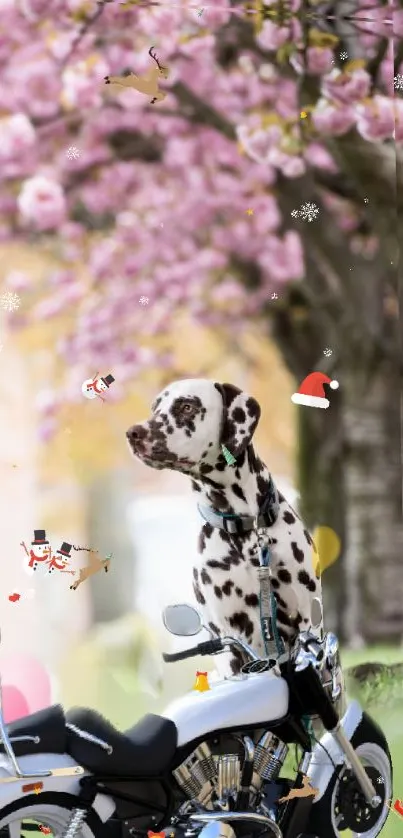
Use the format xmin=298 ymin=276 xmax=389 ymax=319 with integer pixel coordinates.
xmin=189 ymin=811 xmax=282 ymax=838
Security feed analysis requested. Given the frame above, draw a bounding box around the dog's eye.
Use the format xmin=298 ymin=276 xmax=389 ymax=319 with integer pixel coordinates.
xmin=182 ymin=403 xmax=194 ymax=413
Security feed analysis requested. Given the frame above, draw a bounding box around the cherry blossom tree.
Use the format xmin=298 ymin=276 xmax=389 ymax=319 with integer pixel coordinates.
xmin=1 ymin=0 xmax=402 ymax=642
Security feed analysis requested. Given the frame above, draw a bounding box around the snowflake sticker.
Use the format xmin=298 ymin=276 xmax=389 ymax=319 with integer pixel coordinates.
xmin=0 ymin=291 xmax=21 ymax=312
xmin=139 ymin=296 xmax=149 ymax=305
xmin=300 ymin=202 xmax=319 ymax=222
xmin=292 ymin=202 xmax=319 ymax=223
xmin=364 ymin=197 xmax=369 ymax=203
xmin=197 ymin=7 xmax=204 ymax=15
xmin=66 ymin=146 xmax=80 ymax=160
xmin=271 ymin=292 xmax=278 ymax=300
xmin=394 ymin=74 xmax=403 ymax=92
xmin=323 ymin=347 xmax=332 ymax=357
xmin=340 ymin=51 xmax=348 ymax=60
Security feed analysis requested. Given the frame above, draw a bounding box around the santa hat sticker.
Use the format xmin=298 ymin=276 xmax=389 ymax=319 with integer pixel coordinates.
xmin=291 ymin=372 xmax=339 ymax=409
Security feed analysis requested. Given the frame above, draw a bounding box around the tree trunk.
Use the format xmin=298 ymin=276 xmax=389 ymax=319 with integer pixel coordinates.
xmin=297 ymin=397 xmax=347 ymax=638
xmin=341 ymin=357 xmax=403 ymax=646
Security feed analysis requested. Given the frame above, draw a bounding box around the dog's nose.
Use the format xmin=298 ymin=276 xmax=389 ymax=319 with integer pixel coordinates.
xmin=126 ymin=424 xmax=146 ymax=444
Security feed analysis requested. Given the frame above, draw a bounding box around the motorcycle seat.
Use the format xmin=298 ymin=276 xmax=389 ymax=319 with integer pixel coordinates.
xmin=65 ymin=707 xmax=178 ymax=777
xmin=0 ymin=704 xmax=66 ymax=758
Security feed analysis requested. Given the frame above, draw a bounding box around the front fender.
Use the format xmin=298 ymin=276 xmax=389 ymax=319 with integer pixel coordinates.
xmin=306 ymin=700 xmax=364 ymax=803
xmin=0 ymin=751 xmax=115 ymax=823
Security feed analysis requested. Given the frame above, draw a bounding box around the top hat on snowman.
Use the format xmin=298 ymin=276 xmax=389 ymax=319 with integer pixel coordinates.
xmin=291 ymin=372 xmax=339 ymax=410
xmin=101 ymin=374 xmax=114 ymax=387
xmin=57 ymin=542 xmax=72 ymax=558
xmin=31 ymin=529 xmax=49 ymax=546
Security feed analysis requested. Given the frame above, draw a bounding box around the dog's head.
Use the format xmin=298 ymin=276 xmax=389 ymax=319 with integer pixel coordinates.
xmin=126 ymin=379 xmax=261 ymax=475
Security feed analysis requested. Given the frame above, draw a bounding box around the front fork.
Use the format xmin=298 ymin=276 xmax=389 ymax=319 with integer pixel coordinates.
xmin=294 ymin=665 xmax=381 ymax=809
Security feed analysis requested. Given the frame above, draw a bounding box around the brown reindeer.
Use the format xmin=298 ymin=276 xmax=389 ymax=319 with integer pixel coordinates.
xmin=104 ymin=47 xmax=169 ymax=104
xmin=70 ymin=551 xmax=111 ymax=591
xmin=278 ymin=775 xmax=319 ymax=804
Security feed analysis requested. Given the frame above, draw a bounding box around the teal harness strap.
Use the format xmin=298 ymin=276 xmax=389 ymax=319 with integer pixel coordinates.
xmin=259 ymin=543 xmax=285 ymax=658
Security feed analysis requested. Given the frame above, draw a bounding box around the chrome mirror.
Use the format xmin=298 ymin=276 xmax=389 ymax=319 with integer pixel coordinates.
xmin=162 ymin=603 xmax=202 ymax=637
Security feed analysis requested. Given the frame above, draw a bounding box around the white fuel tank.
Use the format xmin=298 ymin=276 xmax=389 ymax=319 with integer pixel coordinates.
xmin=162 ymin=670 xmax=289 ymax=747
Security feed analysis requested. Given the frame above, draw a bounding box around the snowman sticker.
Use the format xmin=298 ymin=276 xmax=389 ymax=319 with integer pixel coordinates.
xmin=46 ymin=541 xmax=75 ymax=576
xmin=81 ymin=372 xmax=115 ymax=402
xmin=20 ymin=530 xmax=52 ymax=575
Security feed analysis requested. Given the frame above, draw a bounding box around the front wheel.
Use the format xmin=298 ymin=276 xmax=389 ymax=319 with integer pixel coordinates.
xmin=306 ymin=712 xmax=393 ymax=838
xmin=0 ymin=791 xmax=111 ymax=837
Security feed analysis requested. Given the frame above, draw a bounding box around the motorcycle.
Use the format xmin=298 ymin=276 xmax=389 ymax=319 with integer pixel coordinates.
xmin=0 ymin=602 xmax=392 ymax=838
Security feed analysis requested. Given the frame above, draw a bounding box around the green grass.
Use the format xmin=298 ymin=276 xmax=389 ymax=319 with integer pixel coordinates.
xmin=340 ymin=647 xmax=403 ymax=837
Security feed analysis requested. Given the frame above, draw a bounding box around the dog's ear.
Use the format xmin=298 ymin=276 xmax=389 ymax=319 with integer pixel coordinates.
xmin=214 ymin=382 xmax=261 ymax=461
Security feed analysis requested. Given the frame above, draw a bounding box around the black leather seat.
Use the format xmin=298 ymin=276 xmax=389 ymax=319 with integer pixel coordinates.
xmin=66 ymin=707 xmax=178 ymax=777
xmin=0 ymin=704 xmax=66 ymax=757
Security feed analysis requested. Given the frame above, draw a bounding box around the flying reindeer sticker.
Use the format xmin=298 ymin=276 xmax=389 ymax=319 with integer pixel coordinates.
xmin=104 ymin=46 xmax=169 ymax=104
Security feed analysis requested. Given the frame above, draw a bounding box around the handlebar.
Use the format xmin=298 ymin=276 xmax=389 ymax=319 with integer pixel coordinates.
xmin=163 ymin=638 xmax=224 ymax=663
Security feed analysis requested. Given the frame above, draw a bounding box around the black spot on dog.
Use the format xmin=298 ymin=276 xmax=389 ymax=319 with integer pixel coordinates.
xmin=201 ymin=569 xmax=212 ymax=585
xmin=198 ymin=522 xmax=214 ymax=552
xmin=229 ymin=611 xmax=254 ymax=638
xmin=207 ymin=558 xmax=231 ymax=571
xmin=193 ymin=582 xmax=206 ymax=605
xmin=210 ymin=490 xmax=230 ymax=511
xmin=219 ymin=529 xmax=231 ymax=544
xmin=235 ymin=586 xmax=243 ymax=597
xmin=271 ymin=578 xmax=280 ymax=589
xmin=245 ymin=593 xmax=259 ymax=607
xmin=251 ymin=557 xmax=260 ymax=567
xmin=230 ymin=647 xmax=244 ymax=675
xmin=200 ymin=463 xmax=214 ymax=476
xmin=191 ymin=480 xmax=201 ymax=492
xmin=277 ymin=568 xmax=292 ymax=584
xmin=276 ymin=608 xmax=293 ymax=627
xmin=232 ymin=483 xmax=247 ymax=502
xmin=298 ymin=569 xmax=317 ymax=592
xmin=283 ymin=510 xmax=296 ymax=525
xmin=222 ymin=579 xmax=234 ymax=596
xmin=278 ymin=492 xmax=286 ymax=503
xmin=232 ymin=407 xmax=246 ymax=424
xmin=214 ymin=585 xmax=223 ymax=599
xmin=304 ymin=529 xmax=318 ymax=553
xmin=273 ymin=591 xmax=288 ymax=609
xmin=209 ymin=621 xmax=220 ymax=634
xmin=193 ymin=568 xmax=198 ymax=581
xmin=291 ymin=541 xmax=305 ymax=563
xmin=246 ymin=397 xmax=259 ymax=418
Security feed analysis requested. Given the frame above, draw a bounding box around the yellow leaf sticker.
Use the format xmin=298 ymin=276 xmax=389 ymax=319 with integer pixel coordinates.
xmin=312 ymin=526 xmax=341 ymax=577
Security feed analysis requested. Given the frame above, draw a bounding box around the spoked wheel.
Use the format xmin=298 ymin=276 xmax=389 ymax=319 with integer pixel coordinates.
xmin=0 ymin=793 xmax=108 ymax=838
xmin=306 ymin=712 xmax=393 ymax=838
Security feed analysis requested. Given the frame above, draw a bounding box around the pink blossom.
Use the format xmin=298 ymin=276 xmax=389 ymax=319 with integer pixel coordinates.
xmin=394 ymin=100 xmax=403 ymax=142
xmin=8 ymin=59 xmax=61 ymax=119
xmin=355 ymin=95 xmax=395 ymax=141
xmin=18 ymin=175 xmax=66 ymax=231
xmin=312 ymin=98 xmax=356 ymax=135
xmin=304 ymin=143 xmax=338 ymax=172
xmin=268 ymin=148 xmax=306 ymax=178
xmin=256 ymin=20 xmax=290 ymax=51
xmin=322 ymin=68 xmax=372 ymax=105
xmin=61 ymin=57 xmax=109 ymax=111
xmin=236 ymin=125 xmax=282 ymax=165
xmin=0 ymin=114 xmax=36 ymax=160
xmin=306 ymin=47 xmax=334 ymax=76
xmin=259 ymin=231 xmax=304 ymax=282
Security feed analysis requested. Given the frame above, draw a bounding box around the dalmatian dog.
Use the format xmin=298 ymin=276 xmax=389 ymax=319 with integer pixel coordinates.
xmin=126 ymin=379 xmax=322 ymax=677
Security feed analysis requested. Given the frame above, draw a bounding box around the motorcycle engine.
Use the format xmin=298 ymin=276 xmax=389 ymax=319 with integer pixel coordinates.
xmin=173 ymin=732 xmax=289 ymax=811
